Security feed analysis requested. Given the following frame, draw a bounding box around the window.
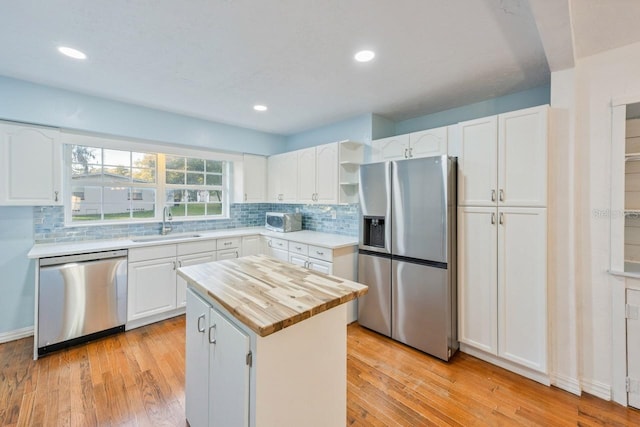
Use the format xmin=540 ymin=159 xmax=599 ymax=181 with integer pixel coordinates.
xmin=165 ymin=156 xmax=224 ymax=217
xmin=66 ymin=144 xmax=227 ymax=224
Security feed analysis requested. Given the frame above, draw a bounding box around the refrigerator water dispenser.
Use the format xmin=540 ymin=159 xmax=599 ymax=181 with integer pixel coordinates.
xmin=363 ymin=216 xmax=386 ymax=248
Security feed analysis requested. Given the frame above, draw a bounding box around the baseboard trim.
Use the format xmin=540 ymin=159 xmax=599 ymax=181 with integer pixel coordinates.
xmin=460 ymin=343 xmax=551 ymax=386
xmin=550 ymin=372 xmax=582 ymax=396
xmin=581 ymin=378 xmax=612 ymax=401
xmin=0 ymin=326 xmax=34 ymax=344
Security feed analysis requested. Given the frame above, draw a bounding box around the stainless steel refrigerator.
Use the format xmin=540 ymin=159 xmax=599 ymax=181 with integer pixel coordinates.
xmin=357 ymin=155 xmax=457 ymax=361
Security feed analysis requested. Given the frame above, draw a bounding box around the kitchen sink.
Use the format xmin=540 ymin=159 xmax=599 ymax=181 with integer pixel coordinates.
xmin=132 ymin=234 xmax=202 ymax=242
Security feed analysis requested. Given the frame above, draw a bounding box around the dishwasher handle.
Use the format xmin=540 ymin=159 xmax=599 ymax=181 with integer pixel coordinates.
xmin=40 ymin=250 xmax=128 ymax=267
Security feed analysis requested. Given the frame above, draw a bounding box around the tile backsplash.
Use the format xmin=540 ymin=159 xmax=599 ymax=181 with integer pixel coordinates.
xmin=34 ymin=203 xmax=359 ymax=243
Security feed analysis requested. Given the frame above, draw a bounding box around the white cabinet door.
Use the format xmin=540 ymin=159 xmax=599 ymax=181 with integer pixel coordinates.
xmin=315 ymin=142 xmax=338 ymax=204
xmin=177 ymin=252 xmax=216 ymax=308
xmin=628 ymin=289 xmax=640 ymax=409
xmin=185 ymin=289 xmax=211 ymax=427
xmin=498 ymin=106 xmax=548 ymax=207
xmin=457 ymin=206 xmax=498 ymax=355
xmin=497 ymin=207 xmax=547 ymax=372
xmin=280 ymin=151 xmax=298 ymax=203
xmin=128 ymin=257 xmax=177 ymax=321
xmin=0 ymin=122 xmax=62 ymax=205
xmin=458 ymin=116 xmax=498 ymax=206
xmin=267 ymin=155 xmax=281 ymax=202
xmin=371 ymin=135 xmax=410 ymax=162
xmin=217 ymin=248 xmax=240 ymax=260
xmin=241 ymin=235 xmax=261 ymax=257
xmin=209 ymin=308 xmax=250 ymax=427
xmin=308 ymin=259 xmax=333 ymax=275
xmin=409 ymin=126 xmax=447 ymax=158
xmin=243 ymin=154 xmax=267 ymax=203
xmin=289 ymin=253 xmax=308 ymax=267
xmin=297 ymin=147 xmax=316 ymax=203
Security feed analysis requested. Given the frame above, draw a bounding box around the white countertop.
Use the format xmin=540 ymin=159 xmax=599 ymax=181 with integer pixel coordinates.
xmin=28 ymin=227 xmax=358 ymax=259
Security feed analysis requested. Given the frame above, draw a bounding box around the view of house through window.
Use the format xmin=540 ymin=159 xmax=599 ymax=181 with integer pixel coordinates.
xmin=68 ymin=145 xmax=226 ymax=223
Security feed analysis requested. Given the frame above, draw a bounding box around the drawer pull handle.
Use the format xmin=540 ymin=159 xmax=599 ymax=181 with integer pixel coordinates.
xmin=316 ymin=251 xmax=324 ymax=256
xmin=224 ymin=242 xmax=232 ymax=246
xmin=197 ymin=314 xmax=206 ymax=333
xmin=491 ymin=189 xmax=496 ymax=202
xmin=295 ymin=246 xmax=302 ymax=250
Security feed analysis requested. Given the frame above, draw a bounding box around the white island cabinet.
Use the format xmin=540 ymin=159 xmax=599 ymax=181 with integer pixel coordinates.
xmin=179 ymin=255 xmax=367 ymax=427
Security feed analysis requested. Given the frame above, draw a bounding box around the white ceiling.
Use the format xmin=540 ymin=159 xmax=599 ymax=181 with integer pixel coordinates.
xmin=0 ymin=1 xmax=638 ymax=136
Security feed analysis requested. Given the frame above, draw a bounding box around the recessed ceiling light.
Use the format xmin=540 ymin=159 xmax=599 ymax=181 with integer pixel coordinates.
xmin=354 ymin=50 xmax=375 ymax=62
xmin=254 ymin=105 xmax=268 ymax=112
xmin=58 ymin=46 xmax=87 ymax=60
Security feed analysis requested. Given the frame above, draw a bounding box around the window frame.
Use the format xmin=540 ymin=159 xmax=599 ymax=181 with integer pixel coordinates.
xmin=62 ymin=131 xmax=238 ymax=227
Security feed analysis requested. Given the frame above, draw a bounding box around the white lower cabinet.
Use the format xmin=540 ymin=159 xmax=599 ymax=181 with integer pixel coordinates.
xmin=628 ymin=289 xmax=640 ymax=409
xmin=128 ymin=240 xmax=217 ymax=327
xmin=458 ymin=206 xmax=547 ymax=377
xmin=128 ymin=256 xmax=177 ymax=321
xmin=241 ymin=235 xmax=262 ymax=257
xmin=186 ymin=289 xmax=250 ymax=427
xmin=289 ymin=253 xmax=332 ymax=275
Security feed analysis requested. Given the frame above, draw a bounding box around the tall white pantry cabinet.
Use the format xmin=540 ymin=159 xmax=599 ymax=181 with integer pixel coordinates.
xmin=457 ymin=105 xmax=548 ymax=381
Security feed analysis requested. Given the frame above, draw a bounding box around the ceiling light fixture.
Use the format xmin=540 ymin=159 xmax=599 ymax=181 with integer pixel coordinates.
xmin=57 ymin=46 xmax=87 ymax=60
xmin=254 ymin=105 xmax=268 ymax=112
xmin=354 ymin=50 xmax=375 ymax=62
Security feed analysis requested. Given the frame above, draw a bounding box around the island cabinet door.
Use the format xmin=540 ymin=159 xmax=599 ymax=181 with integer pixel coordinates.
xmin=209 ymin=308 xmax=250 ymax=427
xmin=185 ymin=289 xmax=211 ymax=427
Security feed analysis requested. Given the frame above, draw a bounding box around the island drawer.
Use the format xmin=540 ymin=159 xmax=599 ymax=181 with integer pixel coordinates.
xmin=217 ymin=237 xmax=241 ymax=250
xmin=308 ymin=245 xmax=332 ymax=262
xmin=288 ymin=242 xmax=308 ymax=255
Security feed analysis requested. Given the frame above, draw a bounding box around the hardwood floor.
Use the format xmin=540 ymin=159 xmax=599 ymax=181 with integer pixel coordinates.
xmin=1 ymin=316 xmax=639 ymax=426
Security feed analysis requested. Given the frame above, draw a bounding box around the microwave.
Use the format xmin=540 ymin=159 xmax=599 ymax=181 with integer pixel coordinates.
xmin=265 ymin=212 xmax=302 ymax=232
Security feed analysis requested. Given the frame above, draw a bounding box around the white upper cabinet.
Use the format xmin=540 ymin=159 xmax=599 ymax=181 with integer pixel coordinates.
xmin=0 ymin=122 xmax=62 ymax=206
xmin=408 ymin=126 xmax=448 ymax=158
xmin=296 ymin=142 xmax=338 ymax=204
xmin=458 ymin=106 xmax=548 ymax=207
xmin=240 ymin=154 xmax=267 ymax=203
xmin=371 ymin=135 xmax=409 ymax=161
xmin=314 ymin=143 xmax=338 ymax=204
xmin=297 ymin=147 xmax=317 ymax=204
xmin=498 ymin=106 xmax=548 ymax=207
xmin=268 ymin=151 xmax=298 ymax=203
xmin=371 ymin=126 xmax=448 ymax=162
xmin=458 ymin=116 xmax=499 ymax=206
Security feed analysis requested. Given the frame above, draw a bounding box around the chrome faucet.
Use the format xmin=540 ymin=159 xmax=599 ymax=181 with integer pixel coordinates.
xmin=161 ymin=206 xmax=173 ymax=235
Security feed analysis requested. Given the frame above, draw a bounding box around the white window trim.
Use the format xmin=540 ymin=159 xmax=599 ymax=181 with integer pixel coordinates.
xmin=62 ymin=131 xmax=239 ymax=227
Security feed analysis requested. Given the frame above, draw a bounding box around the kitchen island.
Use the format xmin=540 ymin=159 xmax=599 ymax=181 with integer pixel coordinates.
xmin=177 ymin=254 xmax=367 ymax=427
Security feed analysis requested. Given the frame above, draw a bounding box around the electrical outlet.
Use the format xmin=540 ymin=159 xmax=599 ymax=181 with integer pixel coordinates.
xmin=330 ymin=209 xmax=337 ymax=220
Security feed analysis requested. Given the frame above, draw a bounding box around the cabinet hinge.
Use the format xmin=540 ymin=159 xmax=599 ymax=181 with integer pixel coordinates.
xmin=246 ymin=351 xmax=253 ymax=367
xmin=626 ymin=304 xmax=639 ymax=320
xmin=626 ymin=377 xmax=639 ymax=393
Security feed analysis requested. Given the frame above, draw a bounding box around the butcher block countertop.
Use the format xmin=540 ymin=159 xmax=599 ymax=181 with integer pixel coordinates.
xmin=177 ymin=254 xmax=368 ymax=337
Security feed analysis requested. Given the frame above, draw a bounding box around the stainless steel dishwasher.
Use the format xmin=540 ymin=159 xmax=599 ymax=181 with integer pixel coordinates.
xmin=38 ymin=250 xmax=128 ymax=355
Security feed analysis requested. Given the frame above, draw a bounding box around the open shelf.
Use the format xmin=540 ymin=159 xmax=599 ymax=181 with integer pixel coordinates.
xmin=338 ymin=141 xmax=363 ymax=204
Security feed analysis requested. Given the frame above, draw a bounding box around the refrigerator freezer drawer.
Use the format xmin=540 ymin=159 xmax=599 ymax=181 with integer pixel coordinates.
xmin=357 ymin=252 xmax=391 ymax=337
xmin=391 ymin=259 xmax=452 ymax=360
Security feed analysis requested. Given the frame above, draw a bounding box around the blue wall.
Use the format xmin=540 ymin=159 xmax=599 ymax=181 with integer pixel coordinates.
xmin=0 ymin=208 xmax=35 ymax=335
xmin=284 ymin=114 xmax=373 ymax=152
xmin=0 ymin=76 xmax=286 ymax=156
xmin=394 ymin=85 xmax=550 ymax=135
